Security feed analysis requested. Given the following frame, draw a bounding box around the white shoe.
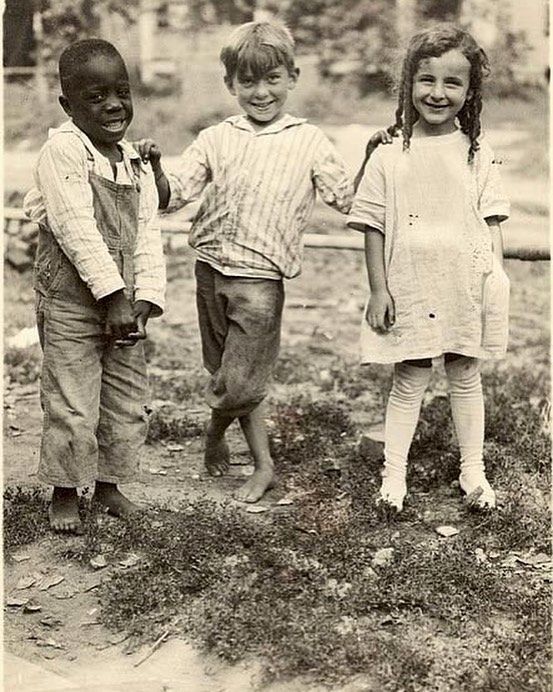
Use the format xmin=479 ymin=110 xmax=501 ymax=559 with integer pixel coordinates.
xmin=378 ymin=474 xmax=407 ymax=512
xmin=459 ymin=472 xmax=496 ymax=509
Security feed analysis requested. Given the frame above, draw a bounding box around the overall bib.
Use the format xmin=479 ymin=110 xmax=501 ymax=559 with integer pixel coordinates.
xmin=34 ymin=152 xmax=148 ymax=487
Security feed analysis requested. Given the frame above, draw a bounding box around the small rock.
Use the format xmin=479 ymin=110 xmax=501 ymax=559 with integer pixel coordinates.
xmin=90 ymin=555 xmax=108 ymax=570
xmin=23 ymin=601 xmax=42 ymax=613
xmin=435 ymin=525 xmax=459 ymax=538
xmin=6 ymin=595 xmax=30 ymax=607
xmin=16 ymin=576 xmax=36 ymax=590
xmin=372 ymin=547 xmax=394 ymax=567
xmin=119 ymin=554 xmax=140 ymax=569
xmin=276 ymin=498 xmax=294 ymax=506
xmin=474 ymin=548 xmax=487 ymax=563
xmin=39 ymin=575 xmax=65 ymax=591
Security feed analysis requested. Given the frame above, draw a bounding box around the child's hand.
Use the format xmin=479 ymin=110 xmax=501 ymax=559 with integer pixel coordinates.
xmin=101 ymin=290 xmax=139 ymax=345
xmin=133 ymin=300 xmax=153 ymax=340
xmin=368 ymin=129 xmax=395 ymax=149
xmin=366 ymin=290 xmax=395 ymax=333
xmin=134 ymin=139 xmax=162 ymax=171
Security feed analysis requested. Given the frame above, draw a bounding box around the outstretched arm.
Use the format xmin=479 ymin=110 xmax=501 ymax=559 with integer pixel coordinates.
xmin=135 ymin=139 xmax=170 ymax=209
xmin=354 ymin=129 xmax=395 ymax=192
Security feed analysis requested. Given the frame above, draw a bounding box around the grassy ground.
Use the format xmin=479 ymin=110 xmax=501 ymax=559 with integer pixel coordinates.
xmin=4 ymin=246 xmax=551 ymax=690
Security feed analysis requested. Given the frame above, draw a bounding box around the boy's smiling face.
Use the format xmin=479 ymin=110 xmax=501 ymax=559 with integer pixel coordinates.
xmin=226 ymin=64 xmax=299 ymax=129
xmin=59 ymin=53 xmax=133 ymax=154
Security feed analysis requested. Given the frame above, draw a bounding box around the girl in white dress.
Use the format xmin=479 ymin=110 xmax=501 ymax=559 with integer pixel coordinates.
xmin=348 ymin=25 xmax=510 ymax=511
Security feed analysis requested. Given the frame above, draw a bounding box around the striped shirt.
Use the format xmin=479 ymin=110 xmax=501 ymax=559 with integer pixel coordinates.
xmin=23 ymin=120 xmax=165 ymax=312
xmin=166 ymin=114 xmax=353 ymax=279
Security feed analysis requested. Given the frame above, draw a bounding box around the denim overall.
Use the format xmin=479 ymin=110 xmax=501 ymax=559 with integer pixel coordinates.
xmin=35 ymin=150 xmax=148 ymax=487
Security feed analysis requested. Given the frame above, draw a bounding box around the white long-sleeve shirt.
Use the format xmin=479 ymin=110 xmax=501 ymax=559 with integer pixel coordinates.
xmin=24 ymin=120 xmax=166 ymax=312
xmin=166 ymin=114 xmax=353 ymax=279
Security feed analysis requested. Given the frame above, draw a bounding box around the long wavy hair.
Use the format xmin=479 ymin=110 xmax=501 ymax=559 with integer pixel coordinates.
xmin=389 ymin=25 xmax=490 ymax=163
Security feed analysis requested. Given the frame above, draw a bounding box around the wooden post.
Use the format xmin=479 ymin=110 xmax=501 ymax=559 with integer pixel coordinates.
xmin=32 ymin=5 xmax=47 ymax=107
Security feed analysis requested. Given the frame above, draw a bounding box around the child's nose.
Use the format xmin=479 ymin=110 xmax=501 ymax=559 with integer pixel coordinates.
xmin=430 ymin=82 xmax=446 ymax=100
xmin=105 ymin=93 xmax=123 ymax=110
xmin=253 ymin=81 xmax=270 ymax=97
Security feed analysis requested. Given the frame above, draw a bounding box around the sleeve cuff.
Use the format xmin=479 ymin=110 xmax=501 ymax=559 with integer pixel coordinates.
xmin=94 ymin=277 xmax=126 ymax=302
xmin=346 ymin=216 xmax=385 ymax=233
xmin=134 ymin=289 xmax=164 ymax=317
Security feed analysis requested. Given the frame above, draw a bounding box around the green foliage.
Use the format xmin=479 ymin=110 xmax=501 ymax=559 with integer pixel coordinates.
xmin=40 ymin=0 xmax=139 ymax=65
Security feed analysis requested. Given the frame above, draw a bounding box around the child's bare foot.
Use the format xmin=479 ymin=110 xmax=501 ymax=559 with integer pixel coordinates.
xmin=234 ymin=466 xmax=276 ymax=503
xmin=93 ymin=481 xmax=139 ymax=516
xmin=49 ymin=487 xmax=83 ymax=533
xmin=204 ymin=434 xmax=231 ymax=477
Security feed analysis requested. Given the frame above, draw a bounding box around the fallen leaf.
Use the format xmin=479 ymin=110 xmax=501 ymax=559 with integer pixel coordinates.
xmin=53 ymin=587 xmax=79 ymax=600
xmin=435 ymin=525 xmax=459 ymax=538
xmin=166 ymin=444 xmax=185 ymax=452
xmin=474 ymin=548 xmax=487 ymax=563
xmin=36 ymin=637 xmax=64 ymax=649
xmin=23 ymin=601 xmax=42 ymax=613
xmin=119 ymin=554 xmax=140 ymax=568
xmin=90 ymin=555 xmax=107 ymax=570
xmin=16 ymin=576 xmax=36 ymax=590
xmin=6 ymin=595 xmax=30 ymax=607
xmin=372 ymin=548 xmax=395 ymax=567
xmin=276 ymin=498 xmax=294 ymax=506
xmin=40 ymin=616 xmax=63 ymax=628
xmin=11 ymin=554 xmax=31 ymax=563
xmin=244 ymin=505 xmax=270 ymax=514
xmin=39 ymin=575 xmax=65 ymax=591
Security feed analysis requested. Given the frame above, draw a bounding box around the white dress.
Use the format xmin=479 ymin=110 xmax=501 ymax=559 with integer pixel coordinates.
xmin=347 ymin=130 xmax=510 ymax=364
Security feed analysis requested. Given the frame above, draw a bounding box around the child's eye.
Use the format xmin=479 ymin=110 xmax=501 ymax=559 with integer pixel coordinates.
xmin=117 ymin=88 xmax=130 ymax=98
xmin=86 ymin=93 xmax=104 ymax=103
xmin=267 ymin=75 xmax=281 ymax=83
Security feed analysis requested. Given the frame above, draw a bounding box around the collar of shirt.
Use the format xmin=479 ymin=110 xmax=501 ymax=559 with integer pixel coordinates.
xmin=224 ymin=113 xmax=307 ymax=136
xmin=48 ymin=120 xmax=142 ymax=171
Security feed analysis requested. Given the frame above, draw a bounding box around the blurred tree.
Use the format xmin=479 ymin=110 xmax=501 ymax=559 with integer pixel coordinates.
xmin=39 ymin=0 xmax=139 ymax=65
xmin=261 ymin=0 xmax=397 ymax=94
xmin=3 ymin=0 xmax=35 ymax=67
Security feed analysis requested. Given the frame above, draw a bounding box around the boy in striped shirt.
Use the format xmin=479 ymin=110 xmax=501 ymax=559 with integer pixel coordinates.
xmin=139 ymin=21 xmax=374 ymax=503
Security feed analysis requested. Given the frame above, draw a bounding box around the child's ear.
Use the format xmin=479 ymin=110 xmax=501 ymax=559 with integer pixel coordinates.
xmin=59 ymin=95 xmax=72 ymax=117
xmin=224 ymin=75 xmax=236 ymax=96
xmin=288 ymin=67 xmax=300 ymax=90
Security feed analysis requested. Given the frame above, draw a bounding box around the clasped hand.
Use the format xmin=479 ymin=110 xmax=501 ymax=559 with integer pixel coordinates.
xmin=102 ymin=290 xmax=152 ymax=347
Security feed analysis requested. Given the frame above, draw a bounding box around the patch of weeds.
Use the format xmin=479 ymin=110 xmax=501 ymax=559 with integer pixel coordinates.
xmin=3 ymin=486 xmax=49 ymax=552
xmin=4 ymin=346 xmax=41 ymax=385
xmin=273 ymin=349 xmax=319 ymax=385
xmin=269 ymin=397 xmax=355 ymax=472
xmin=465 ymin=470 xmax=551 ymax=553
xmin=328 ymin=361 xmax=392 ymax=402
xmin=483 ymin=366 xmax=550 ymax=469
xmin=146 ymin=406 xmax=204 ymax=443
xmin=149 ymin=370 xmax=205 ymax=404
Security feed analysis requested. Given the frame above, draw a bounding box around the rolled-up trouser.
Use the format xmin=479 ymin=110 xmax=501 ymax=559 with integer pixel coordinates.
xmin=195 ymin=261 xmax=284 ymax=418
xmin=36 ymin=294 xmax=148 ymax=487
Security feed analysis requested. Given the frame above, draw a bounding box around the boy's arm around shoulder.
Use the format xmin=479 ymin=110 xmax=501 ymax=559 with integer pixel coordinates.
xmin=32 ymin=133 xmax=125 ymax=301
xmin=158 ymin=128 xmax=213 ymax=214
xmin=311 ymin=129 xmax=354 ymax=215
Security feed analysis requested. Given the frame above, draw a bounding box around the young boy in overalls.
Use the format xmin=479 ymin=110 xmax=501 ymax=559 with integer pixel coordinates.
xmin=23 ymin=39 xmax=165 ymax=533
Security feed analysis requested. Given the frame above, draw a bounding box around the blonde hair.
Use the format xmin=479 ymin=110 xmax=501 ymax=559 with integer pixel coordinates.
xmin=220 ymin=21 xmax=296 ymax=81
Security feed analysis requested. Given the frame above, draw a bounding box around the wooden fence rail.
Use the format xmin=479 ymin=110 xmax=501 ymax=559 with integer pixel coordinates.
xmin=4 ymin=206 xmax=550 ymax=261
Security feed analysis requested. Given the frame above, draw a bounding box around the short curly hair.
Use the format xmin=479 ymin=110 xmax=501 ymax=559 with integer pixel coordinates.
xmin=389 ymin=24 xmax=490 ymax=163
xmin=59 ymin=38 xmax=126 ymax=95
xmin=220 ymin=21 xmax=296 ymax=82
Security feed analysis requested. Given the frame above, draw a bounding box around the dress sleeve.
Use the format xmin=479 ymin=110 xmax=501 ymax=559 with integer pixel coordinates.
xmin=346 ymin=148 xmax=386 ymax=233
xmin=165 ymin=129 xmax=212 ymax=213
xmin=31 ymin=135 xmax=125 ymax=300
xmin=311 ymin=132 xmax=354 ymax=214
xmin=476 ymin=140 xmax=510 ymax=222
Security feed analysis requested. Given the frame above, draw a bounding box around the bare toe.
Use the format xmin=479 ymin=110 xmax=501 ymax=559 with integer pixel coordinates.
xmin=235 ymin=468 xmax=276 ymax=503
xmin=205 ymin=438 xmax=231 ymax=477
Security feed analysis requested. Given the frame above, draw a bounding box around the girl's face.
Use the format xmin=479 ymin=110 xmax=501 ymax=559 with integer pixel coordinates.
xmin=412 ymin=49 xmax=471 ymax=136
